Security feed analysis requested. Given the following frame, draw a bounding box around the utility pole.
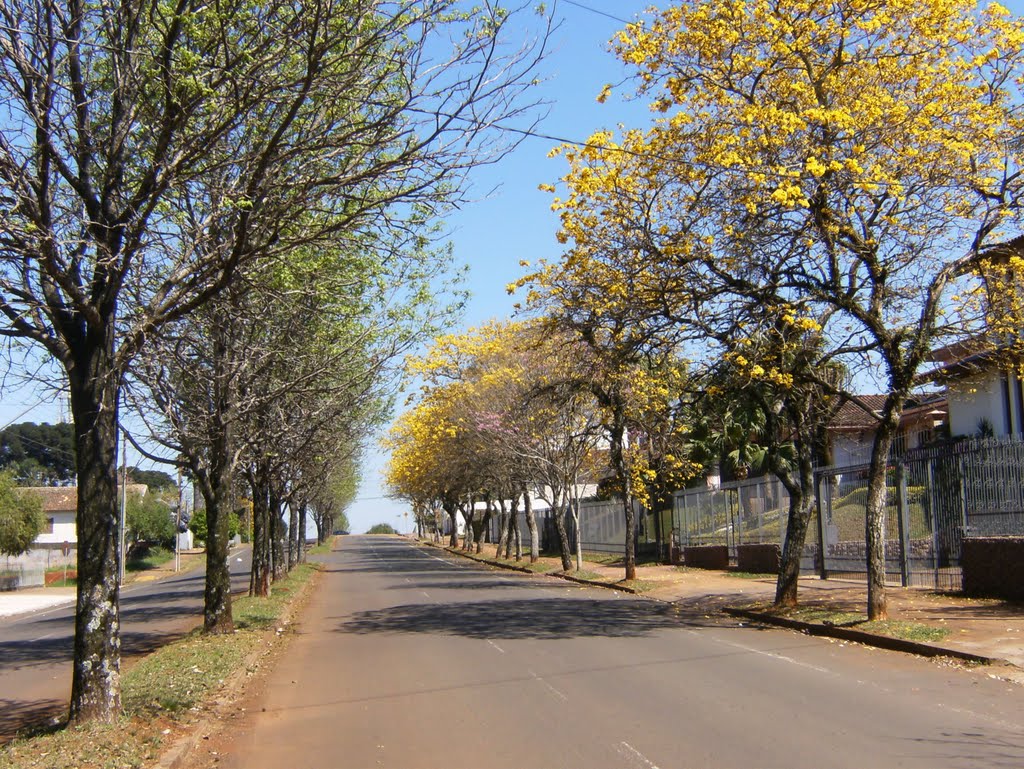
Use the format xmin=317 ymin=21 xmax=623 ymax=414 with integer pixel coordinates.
xmin=119 ymin=431 xmax=128 ymax=586
xmin=176 ymin=466 xmax=183 ymax=572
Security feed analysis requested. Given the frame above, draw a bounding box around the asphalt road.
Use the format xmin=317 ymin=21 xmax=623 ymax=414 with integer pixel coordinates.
xmin=215 ymin=536 xmax=1024 ymax=769
xmin=0 ymin=547 xmax=252 ymax=741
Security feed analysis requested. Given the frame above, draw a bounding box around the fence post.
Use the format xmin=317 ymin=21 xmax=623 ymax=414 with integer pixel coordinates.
xmin=895 ymin=461 xmax=911 ymax=587
xmin=815 ymin=471 xmax=829 ymax=579
xmin=927 ymin=458 xmax=940 ymax=587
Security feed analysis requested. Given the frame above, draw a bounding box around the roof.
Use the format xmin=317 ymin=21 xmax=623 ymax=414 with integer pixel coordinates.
xmin=19 ymin=484 xmax=148 ymax=513
xmin=830 ymin=393 xmax=946 ymax=431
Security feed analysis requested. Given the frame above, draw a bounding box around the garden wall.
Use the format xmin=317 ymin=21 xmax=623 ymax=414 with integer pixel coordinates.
xmin=736 ymin=543 xmax=780 ymax=574
xmin=683 ymin=545 xmax=729 ymax=570
xmin=961 ymin=537 xmax=1024 ymax=600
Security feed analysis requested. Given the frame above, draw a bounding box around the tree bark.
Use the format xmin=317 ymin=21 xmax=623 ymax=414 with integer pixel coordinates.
xmin=473 ymin=501 xmax=491 ymax=554
xmin=288 ymin=499 xmax=299 ymax=570
xmin=249 ymin=467 xmax=271 ymax=597
xmin=444 ymin=498 xmax=459 ymax=547
xmin=512 ymin=510 xmax=522 ymax=561
xmin=200 ymin=441 xmax=235 ymax=633
xmin=551 ymin=491 xmax=573 ymax=571
xmin=297 ymin=502 xmax=308 ymax=563
xmin=608 ymin=420 xmax=636 ymax=581
xmin=523 ymin=490 xmax=539 ymax=563
xmin=865 ymin=411 xmax=900 ymax=621
xmin=68 ymin=338 xmax=122 ymax=723
xmin=503 ymin=496 xmax=519 ymax=560
xmin=773 ymin=441 xmax=816 ymax=609
xmin=270 ymin=491 xmax=287 ymax=580
xmin=495 ymin=498 xmax=510 ymax=559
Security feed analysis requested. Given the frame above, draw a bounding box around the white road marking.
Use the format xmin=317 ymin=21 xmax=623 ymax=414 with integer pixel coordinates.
xmin=421 ymin=591 xmax=431 ymax=599
xmin=528 ymin=669 xmax=568 ymax=702
xmin=722 ymin=639 xmax=834 ymax=675
xmin=486 ymin=639 xmax=506 ymax=654
xmin=616 ymin=741 xmax=661 ymax=769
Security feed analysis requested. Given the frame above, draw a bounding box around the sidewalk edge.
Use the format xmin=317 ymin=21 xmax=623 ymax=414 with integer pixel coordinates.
xmin=722 ymin=607 xmax=1000 ymax=665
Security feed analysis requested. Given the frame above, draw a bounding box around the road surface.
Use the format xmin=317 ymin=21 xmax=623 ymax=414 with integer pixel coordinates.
xmin=212 ymin=536 xmax=1024 ymax=769
xmin=0 ymin=547 xmax=251 ymax=741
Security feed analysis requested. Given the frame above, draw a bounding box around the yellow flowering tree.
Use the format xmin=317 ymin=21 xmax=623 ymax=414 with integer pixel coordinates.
xmin=546 ymin=0 xmax=1024 ymax=619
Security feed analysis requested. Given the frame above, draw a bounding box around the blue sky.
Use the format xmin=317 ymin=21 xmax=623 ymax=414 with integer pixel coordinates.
xmin=5 ymin=0 xmax=1024 ymax=535
xmin=0 ymin=0 xmax=654 ymax=534
xmin=347 ymin=0 xmax=657 ymax=533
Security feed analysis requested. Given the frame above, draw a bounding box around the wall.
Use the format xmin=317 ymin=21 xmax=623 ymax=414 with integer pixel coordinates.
xmin=736 ymin=543 xmax=780 ymax=574
xmin=683 ymin=545 xmax=729 ymax=570
xmin=34 ymin=510 xmax=77 ymax=545
xmin=948 ymin=373 xmax=1006 ymax=438
xmin=832 ymin=431 xmax=875 ymax=467
xmin=961 ymin=537 xmax=1024 ymax=600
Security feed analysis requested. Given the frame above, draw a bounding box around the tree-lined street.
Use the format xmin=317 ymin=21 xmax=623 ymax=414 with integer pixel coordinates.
xmin=208 ymin=537 xmax=1024 ymax=769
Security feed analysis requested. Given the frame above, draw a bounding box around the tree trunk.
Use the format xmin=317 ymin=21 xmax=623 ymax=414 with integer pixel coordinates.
xmin=496 ymin=498 xmax=510 ymax=559
xmin=473 ymin=502 xmax=491 ymax=554
xmin=609 ymin=420 xmax=637 ymax=581
xmin=523 ymin=490 xmax=539 ymax=563
xmin=288 ymin=499 xmax=299 ymax=570
xmin=551 ymin=491 xmax=573 ymax=571
xmin=270 ymin=492 xmax=287 ymax=580
xmin=68 ymin=341 xmax=122 ymax=723
xmin=462 ymin=500 xmax=475 ymax=551
xmin=865 ymin=411 xmax=900 ymax=621
xmin=200 ymin=451 xmax=234 ymax=633
xmin=512 ymin=511 xmax=522 ymax=561
xmin=773 ymin=445 xmax=816 ymax=609
xmin=297 ymin=502 xmax=308 ymax=563
xmin=249 ymin=468 xmax=271 ymax=597
xmin=504 ymin=496 xmax=519 ymax=560
xmin=444 ymin=499 xmax=459 ymax=547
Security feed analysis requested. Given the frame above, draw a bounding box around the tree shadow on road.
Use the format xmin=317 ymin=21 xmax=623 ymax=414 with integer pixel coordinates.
xmin=0 ymin=697 xmax=65 ymax=746
xmin=338 ymin=595 xmax=726 ymax=640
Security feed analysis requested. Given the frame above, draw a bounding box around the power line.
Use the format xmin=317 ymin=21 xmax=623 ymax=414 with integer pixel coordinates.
xmin=559 ymin=0 xmax=632 ymax=25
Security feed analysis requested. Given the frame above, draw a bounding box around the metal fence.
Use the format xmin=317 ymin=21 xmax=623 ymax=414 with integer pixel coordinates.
xmin=817 ymin=437 xmax=1024 ymax=590
xmin=485 ymin=499 xmax=662 ymax=558
xmin=666 ymin=436 xmax=1024 ymax=588
xmin=670 ymin=476 xmax=819 ymax=571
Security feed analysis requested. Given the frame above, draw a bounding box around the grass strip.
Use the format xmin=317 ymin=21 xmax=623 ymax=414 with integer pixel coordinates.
xmin=0 ymin=561 xmax=320 ymax=769
xmin=763 ymin=604 xmax=951 ymax=643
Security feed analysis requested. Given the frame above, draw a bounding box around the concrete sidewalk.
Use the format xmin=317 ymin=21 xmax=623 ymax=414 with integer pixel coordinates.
xmin=0 ymin=586 xmax=75 ymax=618
xmin=427 ymin=540 xmax=1024 ymax=676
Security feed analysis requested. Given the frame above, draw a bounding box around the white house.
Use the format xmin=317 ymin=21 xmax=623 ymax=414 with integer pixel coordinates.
xmin=21 ymin=483 xmax=149 ymax=547
xmin=922 ymin=235 xmax=1024 ymax=439
xmin=925 ymin=341 xmax=1024 ymax=439
xmin=26 ymin=486 xmax=78 ymax=546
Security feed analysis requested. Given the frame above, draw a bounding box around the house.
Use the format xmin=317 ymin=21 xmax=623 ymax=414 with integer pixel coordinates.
xmin=920 ymin=235 xmax=1024 ymax=438
xmin=827 ymin=393 xmax=947 ymax=467
xmin=924 ymin=341 xmax=1024 ymax=439
xmin=21 ymin=483 xmax=149 ymax=549
xmin=27 ymin=486 xmax=78 ymax=548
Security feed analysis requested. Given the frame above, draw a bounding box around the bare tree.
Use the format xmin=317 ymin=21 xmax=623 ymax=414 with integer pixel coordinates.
xmin=0 ymin=0 xmax=548 ymax=722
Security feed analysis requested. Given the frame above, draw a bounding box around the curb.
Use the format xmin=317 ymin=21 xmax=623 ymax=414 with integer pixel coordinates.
xmin=722 ymin=607 xmax=999 ymax=665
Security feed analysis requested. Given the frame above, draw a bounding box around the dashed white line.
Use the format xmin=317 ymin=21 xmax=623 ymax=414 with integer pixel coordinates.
xmin=616 ymin=741 xmax=661 ymax=769
xmin=528 ymin=669 xmax=568 ymax=702
xmin=486 ymin=639 xmax=506 ymax=654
